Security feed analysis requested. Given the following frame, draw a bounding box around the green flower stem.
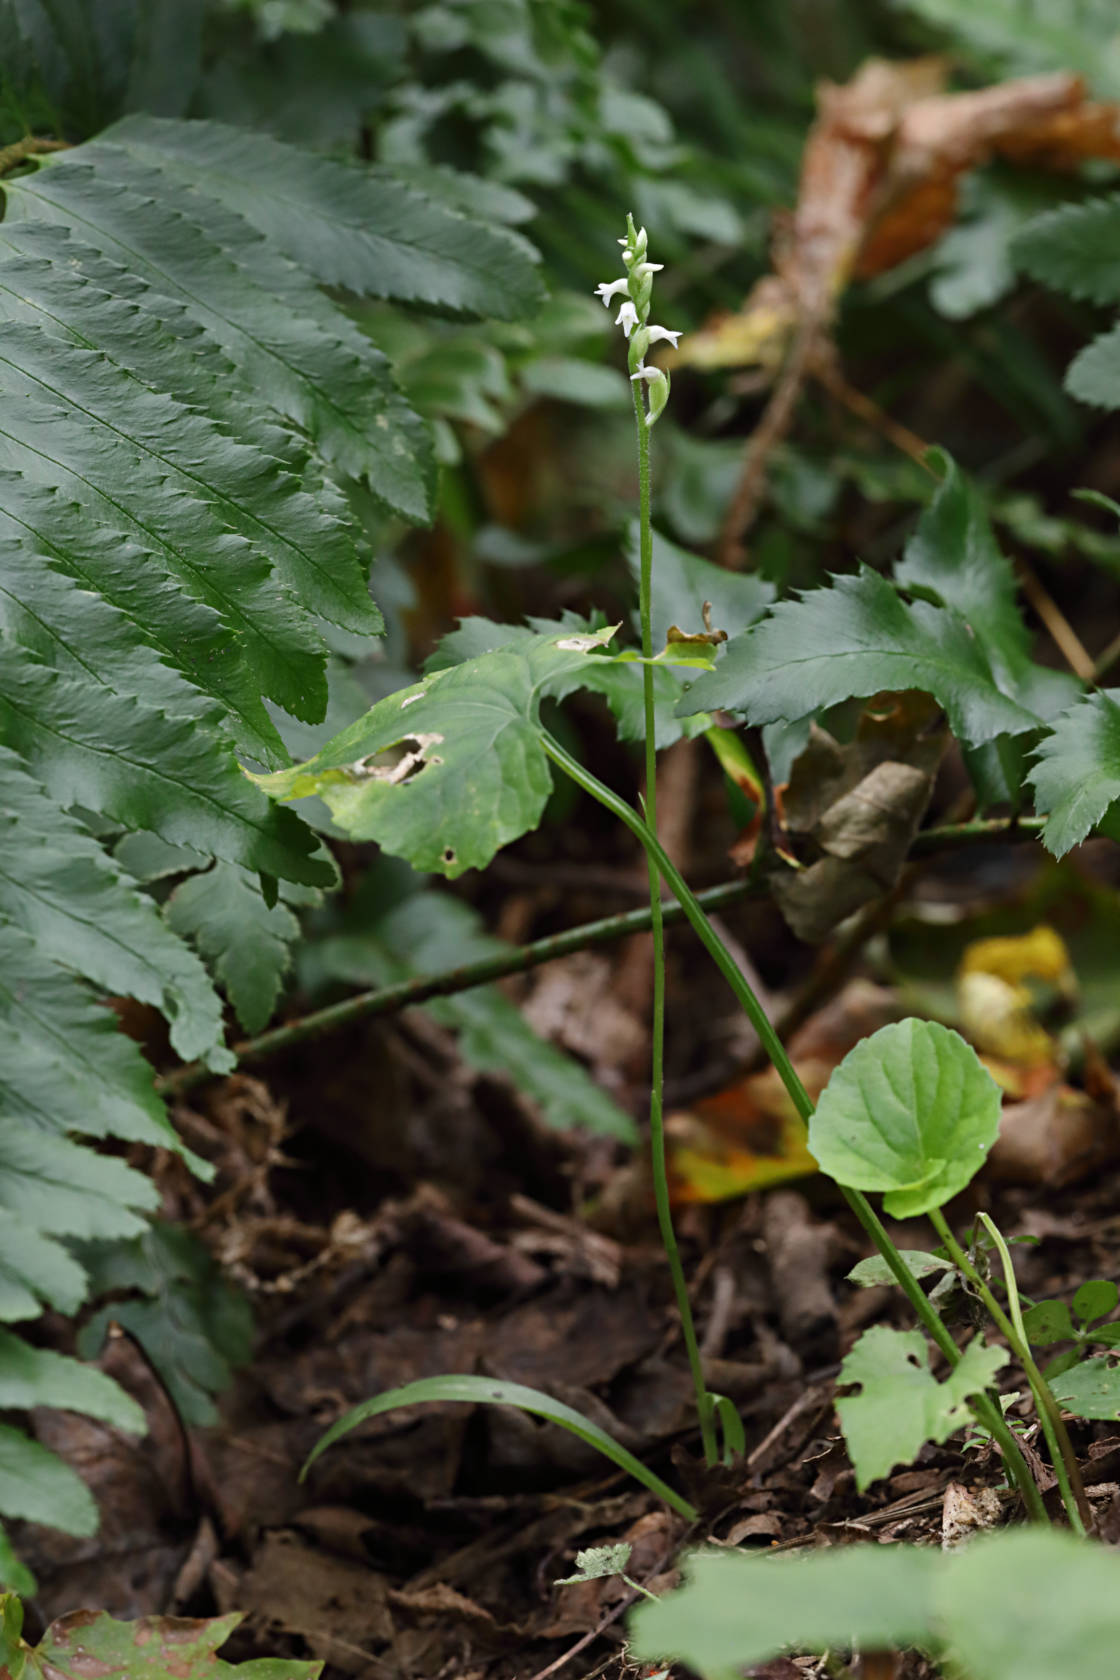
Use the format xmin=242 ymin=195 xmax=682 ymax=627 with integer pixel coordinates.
xmin=631 ymin=381 xmax=718 ymax=1469
xmin=933 ymin=1210 xmax=1089 ymax=1535
xmin=540 ymin=727 xmax=1048 ymax=1519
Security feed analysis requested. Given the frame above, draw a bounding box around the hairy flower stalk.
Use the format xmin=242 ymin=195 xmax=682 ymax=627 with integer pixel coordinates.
xmin=596 ymin=218 xmax=719 ymax=1466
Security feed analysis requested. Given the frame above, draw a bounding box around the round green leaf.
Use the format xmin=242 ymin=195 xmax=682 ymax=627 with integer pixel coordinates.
xmin=1073 ymin=1279 xmax=1119 ymax=1325
xmin=808 ymin=1019 xmax=1002 ymax=1216
xmin=1021 ymin=1299 xmax=1075 ymax=1346
xmin=1051 ymin=1356 xmax=1120 ymax=1420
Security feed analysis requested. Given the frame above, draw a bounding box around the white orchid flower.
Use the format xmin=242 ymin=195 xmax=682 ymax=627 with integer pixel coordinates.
xmin=630 ymin=365 xmax=663 ymax=383
xmin=632 ymin=262 xmax=663 ymax=277
xmin=615 ymin=299 xmax=639 ymax=337
xmin=595 ymin=277 xmax=630 ymax=307
xmin=645 ymin=325 xmax=681 ymax=348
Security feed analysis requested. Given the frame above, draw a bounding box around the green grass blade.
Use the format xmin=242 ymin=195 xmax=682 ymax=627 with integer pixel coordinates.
xmin=301 ymin=1374 xmax=698 ymax=1521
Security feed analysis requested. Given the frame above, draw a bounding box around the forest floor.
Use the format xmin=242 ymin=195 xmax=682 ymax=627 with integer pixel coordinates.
xmin=14 ymin=792 xmax=1120 ymax=1680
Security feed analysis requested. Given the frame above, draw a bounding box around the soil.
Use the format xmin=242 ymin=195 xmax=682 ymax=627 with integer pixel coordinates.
xmin=12 ymin=819 xmax=1120 ymax=1680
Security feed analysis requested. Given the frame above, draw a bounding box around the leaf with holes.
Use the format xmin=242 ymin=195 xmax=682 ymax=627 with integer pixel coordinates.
xmin=0 ymin=1595 xmax=322 ymax=1680
xmin=252 ymin=626 xmax=621 ymax=878
xmin=809 ymin=1019 xmax=1003 ymax=1216
xmin=836 ymin=1324 xmax=1008 ymax=1490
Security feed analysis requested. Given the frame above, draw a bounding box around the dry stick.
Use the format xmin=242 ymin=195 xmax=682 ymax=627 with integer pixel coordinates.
xmin=717 ymin=316 xmax=821 ymax=567
xmin=156 ymin=879 xmax=754 ymax=1098
xmin=0 ymin=135 xmax=69 ymax=175
xmin=1015 ymin=560 xmax=1096 ymax=682
xmin=158 ymin=820 xmax=1047 ymax=1100
xmin=812 ymin=356 xmax=933 ymax=469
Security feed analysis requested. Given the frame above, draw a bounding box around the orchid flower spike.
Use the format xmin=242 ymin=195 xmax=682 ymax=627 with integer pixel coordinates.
xmin=595 ymin=216 xmax=675 ymax=425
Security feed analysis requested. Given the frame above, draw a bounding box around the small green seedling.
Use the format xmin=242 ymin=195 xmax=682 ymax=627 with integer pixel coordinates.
xmin=556 ymin=1542 xmax=658 ymax=1603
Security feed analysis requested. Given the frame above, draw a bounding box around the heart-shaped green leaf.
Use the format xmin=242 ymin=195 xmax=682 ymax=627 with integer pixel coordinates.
xmin=809 ymin=1019 xmax=1002 ymax=1215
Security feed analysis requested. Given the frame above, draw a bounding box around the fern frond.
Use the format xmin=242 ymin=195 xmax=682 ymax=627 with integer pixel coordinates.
xmin=0 ymin=747 xmax=229 ymax=1068
xmin=105 ymin=115 xmax=545 ymax=319
xmin=166 ymin=862 xmax=308 ymax=1034
xmin=4 ymin=148 xmax=437 ymax=511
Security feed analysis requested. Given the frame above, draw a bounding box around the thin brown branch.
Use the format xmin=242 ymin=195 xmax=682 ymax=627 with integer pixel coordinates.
xmin=0 ymin=135 xmax=70 ymax=175
xmin=1015 ymin=558 xmax=1095 ymax=681
xmin=717 ymin=316 xmax=821 ymax=568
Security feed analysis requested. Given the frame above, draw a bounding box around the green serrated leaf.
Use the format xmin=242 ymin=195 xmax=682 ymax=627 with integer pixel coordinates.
xmin=1029 ymin=690 xmax=1120 ymax=856
xmin=252 ymin=625 xmax=620 ymax=877
xmin=0 ymin=1222 xmax=88 ymax=1324
xmin=0 ymin=1330 xmax=144 ymax=1434
xmin=1016 ymin=195 xmax=1120 ymax=305
xmin=0 ymin=920 xmax=194 ymax=1159
xmin=1073 ymin=1279 xmax=1119 ymax=1326
xmin=556 ymin=1542 xmax=633 ymax=1584
xmin=0 ymin=641 xmax=332 ymax=887
xmin=302 ymin=1374 xmax=697 ymax=1520
xmin=896 ymin=453 xmax=1079 ymax=723
xmin=1051 ymin=1355 xmax=1120 ymax=1419
xmin=0 ymin=747 xmax=229 ymax=1069
xmin=847 ymin=1250 xmax=954 ymax=1288
xmin=809 ymin=1019 xmax=1003 ymax=1216
xmin=836 ymin=1324 xmax=1007 ymax=1490
xmin=1065 ymin=323 xmax=1120 ymax=410
xmin=0 ymin=1118 xmax=155 ymax=1241
xmin=678 ymin=566 xmax=1041 ymax=747
xmin=0 ymin=1523 xmax=34 ymax=1597
xmin=166 ymin=863 xmax=305 ymax=1033
xmin=9 ymin=1603 xmax=322 ymax=1680
xmin=0 ymin=1423 xmax=97 ymax=1535
xmin=0 ymin=472 xmax=284 ymax=766
xmin=105 ymin=115 xmax=544 ymax=321
xmin=0 ymin=220 xmax=384 ymax=642
xmin=1021 ymin=1299 xmax=1075 ymax=1345
xmin=4 ymin=146 xmax=435 ymax=515
xmin=77 ymin=1226 xmax=253 ymax=1429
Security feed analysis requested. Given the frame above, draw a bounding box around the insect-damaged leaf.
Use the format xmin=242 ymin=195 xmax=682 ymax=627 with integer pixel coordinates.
xmin=252 ymin=627 xmax=621 ymax=877
xmin=836 ymin=1324 xmax=1007 ymax=1490
xmin=0 ymin=1595 xmax=321 ymax=1679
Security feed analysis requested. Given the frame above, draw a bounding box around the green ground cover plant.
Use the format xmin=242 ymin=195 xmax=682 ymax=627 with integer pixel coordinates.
xmin=4 ymin=1 xmax=1120 ymax=1672
xmin=281 ymin=211 xmax=1120 ymax=1665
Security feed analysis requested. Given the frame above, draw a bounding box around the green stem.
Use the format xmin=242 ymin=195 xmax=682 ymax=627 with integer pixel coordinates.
xmin=539 ymin=728 xmax=1048 ymax=1520
xmin=157 ymin=878 xmax=755 ymax=1098
xmin=632 ymin=381 xmax=717 ymax=1468
xmin=933 ymin=1210 xmax=1089 ymax=1534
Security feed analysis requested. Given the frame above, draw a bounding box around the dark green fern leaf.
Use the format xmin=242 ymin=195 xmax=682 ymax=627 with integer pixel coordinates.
xmin=3 ymin=147 xmax=437 ymax=514
xmin=105 ymin=114 xmax=545 ymax=319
